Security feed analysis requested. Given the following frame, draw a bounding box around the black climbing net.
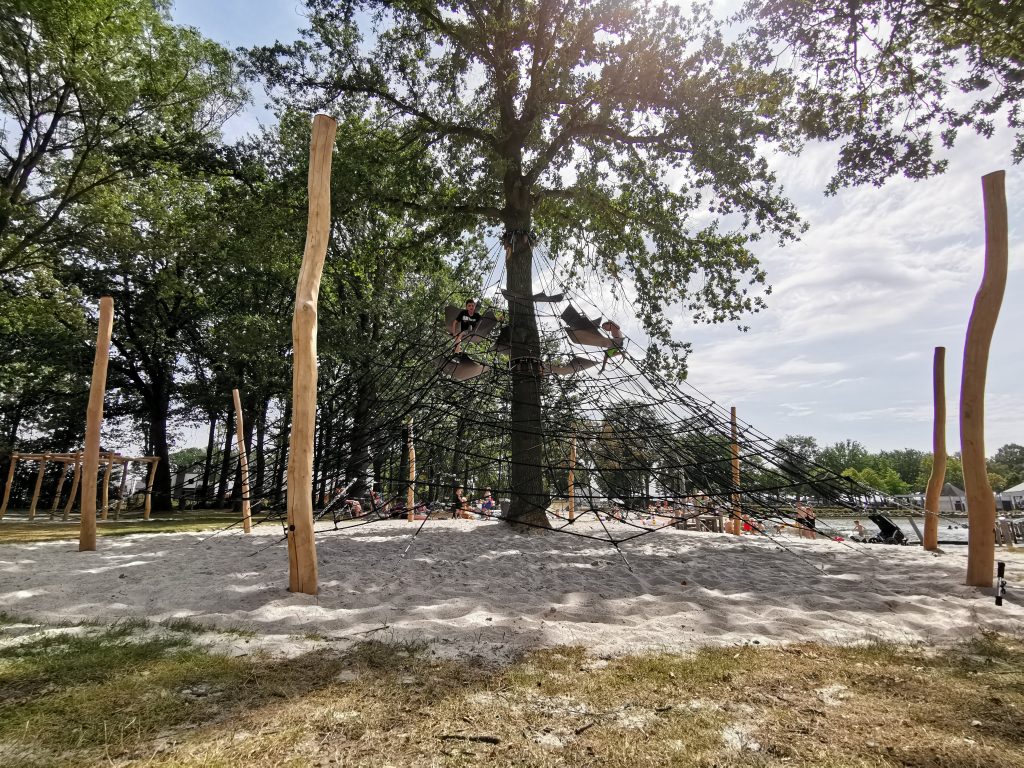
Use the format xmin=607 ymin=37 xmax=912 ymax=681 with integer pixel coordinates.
xmin=208 ymin=231 xmax=941 ymax=567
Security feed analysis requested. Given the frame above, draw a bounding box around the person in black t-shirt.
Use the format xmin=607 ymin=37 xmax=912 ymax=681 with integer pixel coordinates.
xmin=451 ymin=298 xmax=481 ymax=352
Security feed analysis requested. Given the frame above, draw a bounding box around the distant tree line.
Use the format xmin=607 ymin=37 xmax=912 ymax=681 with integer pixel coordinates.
xmin=776 ymin=437 xmax=1024 ymax=496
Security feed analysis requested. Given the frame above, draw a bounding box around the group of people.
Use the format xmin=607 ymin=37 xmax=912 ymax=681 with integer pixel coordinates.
xmin=451 ymin=486 xmax=497 ymax=519
xmin=449 ymin=296 xmax=626 ymax=367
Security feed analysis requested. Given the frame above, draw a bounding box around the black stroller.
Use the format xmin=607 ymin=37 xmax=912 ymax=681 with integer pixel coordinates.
xmin=867 ymin=514 xmax=908 ymax=545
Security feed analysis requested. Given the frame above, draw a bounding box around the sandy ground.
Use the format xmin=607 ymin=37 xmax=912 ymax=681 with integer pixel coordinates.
xmin=1 ymin=520 xmax=1021 ymax=662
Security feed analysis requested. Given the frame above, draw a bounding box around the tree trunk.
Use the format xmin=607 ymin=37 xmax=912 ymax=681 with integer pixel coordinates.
xmin=200 ymin=412 xmax=217 ymax=506
xmin=273 ymin=399 xmax=291 ymax=504
xmin=345 ymin=371 xmax=376 ymax=499
xmin=254 ymin=397 xmax=268 ymax=500
xmin=503 ymin=226 xmax=550 ymax=529
xmin=147 ymin=387 xmax=174 ymax=512
xmin=397 ymin=424 xmax=409 ymax=501
xmin=216 ymin=407 xmax=234 ymax=508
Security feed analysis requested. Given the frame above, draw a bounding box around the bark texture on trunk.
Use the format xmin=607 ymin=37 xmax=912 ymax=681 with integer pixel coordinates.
xmin=147 ymin=388 xmax=173 ymax=513
xmin=503 ymin=228 xmax=549 ymax=529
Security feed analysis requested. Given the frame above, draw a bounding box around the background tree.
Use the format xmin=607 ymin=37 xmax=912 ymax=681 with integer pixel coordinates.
xmin=0 ymin=0 xmax=245 ymax=275
xmin=742 ymin=0 xmax=1024 ymax=193
xmin=988 ymin=443 xmax=1024 ymax=488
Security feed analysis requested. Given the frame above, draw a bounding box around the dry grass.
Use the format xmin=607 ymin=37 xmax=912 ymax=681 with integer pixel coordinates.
xmin=0 ymin=512 xmax=254 ymax=544
xmin=2 ymin=620 xmax=1022 ymax=768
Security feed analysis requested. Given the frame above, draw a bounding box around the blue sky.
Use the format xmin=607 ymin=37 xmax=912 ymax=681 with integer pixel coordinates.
xmin=169 ymin=0 xmax=1023 ymax=455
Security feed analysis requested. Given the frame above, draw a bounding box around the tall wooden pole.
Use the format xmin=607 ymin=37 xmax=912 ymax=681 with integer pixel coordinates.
xmin=961 ymin=171 xmax=1008 ymax=588
xmin=143 ymin=458 xmax=159 ymax=520
xmin=28 ymin=456 xmax=48 ymax=520
xmin=50 ymin=460 xmax=69 ymax=519
xmin=923 ymin=346 xmax=946 ymax=551
xmin=286 ymin=113 xmax=337 ymax=595
xmin=100 ymin=457 xmax=113 ymax=521
xmin=0 ymin=454 xmax=18 ymax=519
xmin=63 ymin=453 xmax=82 ymax=521
xmin=80 ymin=296 xmax=114 ymax=551
xmin=232 ymin=388 xmax=253 ymax=534
xmin=407 ymin=419 xmax=416 ymax=522
xmin=730 ymin=406 xmax=742 ymax=535
xmin=568 ymin=434 xmax=577 ymax=521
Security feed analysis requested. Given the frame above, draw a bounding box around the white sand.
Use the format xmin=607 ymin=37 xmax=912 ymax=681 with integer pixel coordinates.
xmin=1 ymin=520 xmax=1021 ymax=662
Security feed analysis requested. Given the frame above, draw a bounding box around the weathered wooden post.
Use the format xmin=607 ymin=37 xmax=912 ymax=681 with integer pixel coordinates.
xmin=232 ymin=388 xmax=253 ymax=533
xmin=923 ymin=347 xmax=946 ymax=551
xmin=286 ymin=113 xmax=337 ymax=595
xmin=961 ymin=171 xmax=1008 ymax=588
xmin=100 ymin=455 xmax=113 ymax=520
xmin=28 ymin=455 xmax=49 ymax=520
xmin=0 ymin=453 xmax=18 ymax=519
xmin=407 ymin=419 xmax=416 ymax=522
xmin=730 ymin=407 xmax=742 ymax=535
xmin=80 ymin=296 xmax=114 ymax=551
xmin=143 ymin=458 xmax=159 ymax=520
xmin=63 ymin=453 xmax=82 ymax=521
xmin=568 ymin=434 xmax=577 ymax=522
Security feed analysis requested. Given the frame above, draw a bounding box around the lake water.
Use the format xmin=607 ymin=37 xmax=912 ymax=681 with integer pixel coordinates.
xmin=819 ymin=516 xmax=972 ymax=544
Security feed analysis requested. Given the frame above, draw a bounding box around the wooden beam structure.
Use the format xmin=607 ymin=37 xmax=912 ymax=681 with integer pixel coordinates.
xmin=100 ymin=457 xmax=113 ymax=521
xmin=286 ymin=113 xmax=337 ymax=595
xmin=115 ymin=459 xmax=130 ymax=520
xmin=961 ymin=171 xmax=1008 ymax=588
xmin=62 ymin=454 xmax=82 ymax=521
xmin=80 ymin=296 xmax=114 ymax=551
xmin=143 ymin=457 xmax=159 ymax=520
xmin=923 ymin=346 xmax=946 ymax=551
xmin=28 ymin=455 xmax=49 ymax=520
xmin=0 ymin=454 xmax=17 ymax=519
xmin=50 ymin=460 xmax=70 ymax=518
xmin=232 ymin=388 xmax=252 ymax=534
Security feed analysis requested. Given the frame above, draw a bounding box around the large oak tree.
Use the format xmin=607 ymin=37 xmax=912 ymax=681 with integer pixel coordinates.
xmin=250 ymin=0 xmax=803 ymax=527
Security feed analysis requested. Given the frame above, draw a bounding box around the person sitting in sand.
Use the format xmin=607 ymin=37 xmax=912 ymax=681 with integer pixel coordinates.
xmin=479 ymin=488 xmax=495 ymax=514
xmin=803 ymin=504 xmax=817 ymax=539
xmin=452 ymin=486 xmax=474 ymax=519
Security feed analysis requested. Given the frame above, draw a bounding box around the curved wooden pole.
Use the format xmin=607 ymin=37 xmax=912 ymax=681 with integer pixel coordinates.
xmin=80 ymin=296 xmax=114 ymax=551
xmin=28 ymin=456 xmax=48 ymax=520
xmin=923 ymin=347 xmax=946 ymax=551
xmin=63 ymin=453 xmax=82 ymax=521
xmin=232 ymin=388 xmax=252 ymax=534
xmin=731 ymin=407 xmax=742 ymax=535
xmin=961 ymin=171 xmax=1008 ymax=587
xmin=0 ymin=454 xmax=18 ymax=519
xmin=286 ymin=113 xmax=337 ymax=594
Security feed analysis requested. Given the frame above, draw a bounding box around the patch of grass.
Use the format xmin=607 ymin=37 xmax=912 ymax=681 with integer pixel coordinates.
xmin=1 ymin=623 xmax=1022 ymax=767
xmin=0 ymin=611 xmax=31 ymax=627
xmin=160 ymin=617 xmax=208 ymax=635
xmin=0 ymin=513 xmax=254 ymax=544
